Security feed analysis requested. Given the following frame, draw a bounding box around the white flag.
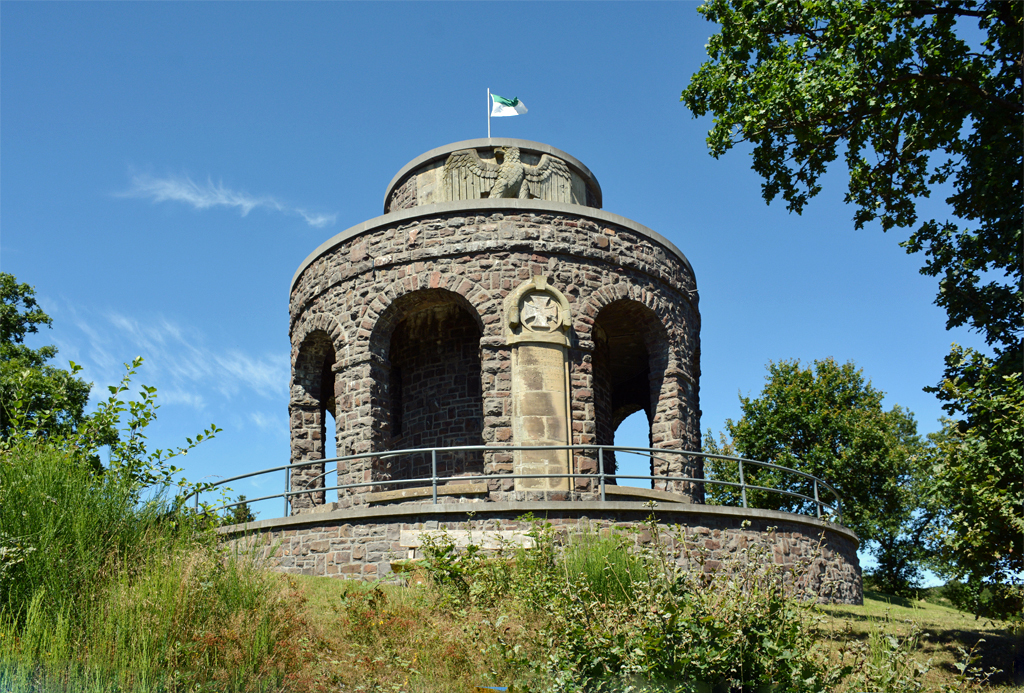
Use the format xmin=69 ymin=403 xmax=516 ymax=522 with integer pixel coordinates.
xmin=490 ymin=93 xmax=528 ymax=117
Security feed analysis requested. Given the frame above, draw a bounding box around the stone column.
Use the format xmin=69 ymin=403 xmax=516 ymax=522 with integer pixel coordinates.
xmin=480 ymin=337 xmax=514 ymax=501
xmin=289 ymin=400 xmax=325 ymax=512
xmin=506 ymin=276 xmax=573 ymax=501
xmin=333 ymin=354 xmax=375 ymax=508
xmin=651 ymin=367 xmax=704 ymax=502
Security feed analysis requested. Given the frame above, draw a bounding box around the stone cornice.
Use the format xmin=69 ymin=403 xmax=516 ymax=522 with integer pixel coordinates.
xmin=218 ymin=500 xmax=859 ymax=547
xmin=291 ymin=200 xmax=694 ymax=291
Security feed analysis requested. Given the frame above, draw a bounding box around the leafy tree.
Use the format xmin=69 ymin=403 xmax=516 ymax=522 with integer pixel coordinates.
xmin=704 ymin=358 xmax=930 ymax=594
xmin=681 ymin=0 xmax=1022 ymax=610
xmin=1 ymin=273 xmax=92 ymax=443
xmin=222 ymin=495 xmax=257 ymax=526
xmin=2 ymin=273 xmax=220 ymax=499
xmin=681 ymin=0 xmax=1021 ymax=361
xmin=927 ymin=347 xmax=1022 ymax=616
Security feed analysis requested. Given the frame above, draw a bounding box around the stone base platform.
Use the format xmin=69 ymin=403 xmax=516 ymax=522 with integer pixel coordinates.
xmin=219 ymin=501 xmax=863 ymax=605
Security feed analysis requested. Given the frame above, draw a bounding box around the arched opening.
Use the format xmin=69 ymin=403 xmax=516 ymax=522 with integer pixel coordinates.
xmin=290 ymin=331 xmax=337 ymax=511
xmin=324 ymin=409 xmax=338 ymax=502
xmin=614 ymin=410 xmax=652 ymax=489
xmin=592 ymin=300 xmax=668 ymax=487
xmin=373 ymin=291 xmax=485 ymax=487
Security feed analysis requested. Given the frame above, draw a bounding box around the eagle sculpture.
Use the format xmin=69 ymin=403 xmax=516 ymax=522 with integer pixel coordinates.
xmin=442 ymin=146 xmax=573 ymax=202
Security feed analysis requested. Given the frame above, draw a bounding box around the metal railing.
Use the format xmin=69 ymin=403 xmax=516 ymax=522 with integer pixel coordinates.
xmin=190 ymin=444 xmax=843 ymax=524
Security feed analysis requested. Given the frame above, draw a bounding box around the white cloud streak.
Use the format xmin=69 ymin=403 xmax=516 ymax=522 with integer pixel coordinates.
xmin=122 ymin=173 xmax=336 ymax=228
xmin=47 ymin=301 xmax=289 ymax=420
xmin=249 ymin=411 xmax=287 ymax=435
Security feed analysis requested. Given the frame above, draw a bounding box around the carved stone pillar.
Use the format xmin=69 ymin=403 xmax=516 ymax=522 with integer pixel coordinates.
xmin=506 ymin=276 xmax=573 ymax=500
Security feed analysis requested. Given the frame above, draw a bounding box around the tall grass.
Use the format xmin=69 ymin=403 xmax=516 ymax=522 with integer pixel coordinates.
xmin=0 ymin=443 xmax=315 ymax=692
xmin=560 ymin=526 xmax=644 ymax=604
xmin=0 ymin=443 xmax=159 ymax=624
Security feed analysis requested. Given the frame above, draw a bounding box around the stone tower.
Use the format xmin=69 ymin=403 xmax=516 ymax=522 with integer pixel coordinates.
xmin=288 ymin=139 xmax=702 ymax=511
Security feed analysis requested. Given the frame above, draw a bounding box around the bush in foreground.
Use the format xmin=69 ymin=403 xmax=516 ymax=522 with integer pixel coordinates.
xmin=0 ymin=360 xmax=323 ymax=692
xmin=410 ymin=517 xmax=1006 ymax=692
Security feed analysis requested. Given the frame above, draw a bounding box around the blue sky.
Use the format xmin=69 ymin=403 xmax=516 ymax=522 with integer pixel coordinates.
xmin=1 ymin=1 xmax=984 ymax=549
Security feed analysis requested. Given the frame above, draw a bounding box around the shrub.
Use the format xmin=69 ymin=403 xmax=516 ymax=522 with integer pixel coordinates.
xmin=419 ymin=516 xmax=845 ymax=692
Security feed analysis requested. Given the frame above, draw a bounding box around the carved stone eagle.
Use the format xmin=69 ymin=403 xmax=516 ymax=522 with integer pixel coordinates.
xmin=442 ymin=146 xmax=573 ymax=202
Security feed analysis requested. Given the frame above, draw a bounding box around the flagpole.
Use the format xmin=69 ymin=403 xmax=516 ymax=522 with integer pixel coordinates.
xmin=487 ymin=88 xmax=491 ymax=139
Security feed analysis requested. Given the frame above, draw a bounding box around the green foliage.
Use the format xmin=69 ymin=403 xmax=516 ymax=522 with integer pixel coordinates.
xmin=421 ymin=517 xmax=845 ymax=692
xmin=0 ymin=273 xmax=92 ymax=444
xmin=0 ymin=443 xmax=160 ymax=626
xmin=222 ymin=495 xmax=258 ymax=526
xmin=561 ymin=528 xmax=644 ymax=604
xmin=680 ymin=1 xmax=1023 ymax=608
xmin=705 ymin=358 xmax=930 ymax=595
xmin=540 ymin=527 xmax=839 ymax=692
xmin=927 ymin=348 xmax=1023 ymax=618
xmin=0 ymin=360 xmax=224 ymax=627
xmin=0 ymin=273 xmax=54 ymax=364
xmin=680 ymin=0 xmax=1022 ymax=357
xmin=0 ymin=333 xmax=307 ymax=690
xmin=0 ymin=527 xmax=309 ymax=692
xmin=75 ymin=357 xmax=221 ymax=500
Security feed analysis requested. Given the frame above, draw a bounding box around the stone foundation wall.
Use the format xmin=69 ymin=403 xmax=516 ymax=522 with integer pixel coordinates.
xmin=221 ymin=502 xmax=862 ymax=605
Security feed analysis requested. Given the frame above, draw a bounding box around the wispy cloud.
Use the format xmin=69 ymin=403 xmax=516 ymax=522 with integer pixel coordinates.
xmin=249 ymin=411 xmax=286 ymax=434
xmin=121 ymin=173 xmax=336 ymax=228
xmin=46 ymin=301 xmax=290 ymax=417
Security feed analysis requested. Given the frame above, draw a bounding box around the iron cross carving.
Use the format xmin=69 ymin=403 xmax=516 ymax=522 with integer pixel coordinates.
xmin=521 ymin=292 xmax=560 ymax=332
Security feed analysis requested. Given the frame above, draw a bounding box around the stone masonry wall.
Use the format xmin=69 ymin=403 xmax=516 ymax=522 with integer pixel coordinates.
xmin=223 ymin=505 xmax=862 ymax=605
xmin=384 ymin=303 xmax=485 ymax=483
xmin=386 ymin=175 xmax=417 ymax=213
xmin=289 ymin=208 xmax=701 ymax=508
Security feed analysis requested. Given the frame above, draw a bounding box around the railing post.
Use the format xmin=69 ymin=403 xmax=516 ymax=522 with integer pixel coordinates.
xmin=599 ymin=447 xmax=606 ymax=502
xmin=431 ymin=448 xmax=438 ymax=505
xmin=814 ymin=479 xmax=821 ymax=519
xmin=738 ymin=459 xmax=747 ymax=508
xmin=284 ymin=466 xmax=290 ymax=517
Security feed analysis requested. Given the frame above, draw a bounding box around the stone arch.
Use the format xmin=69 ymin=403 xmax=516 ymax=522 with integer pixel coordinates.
xmin=591 ymin=299 xmax=670 ymax=479
xmin=368 ymin=286 xmax=485 ymax=358
xmin=289 ymin=324 xmax=342 ymax=513
xmin=367 ymin=288 xmax=486 ymax=488
xmin=577 ymin=284 xmax=702 ymax=501
xmin=290 ymin=311 xmax=345 ymax=364
xmin=576 ymin=282 xmax=681 ymax=364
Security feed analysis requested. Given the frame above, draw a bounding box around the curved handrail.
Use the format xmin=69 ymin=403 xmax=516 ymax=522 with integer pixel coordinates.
xmin=191 ymin=444 xmax=843 ymax=524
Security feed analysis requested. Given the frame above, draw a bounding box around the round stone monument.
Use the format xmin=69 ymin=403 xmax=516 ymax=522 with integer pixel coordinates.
xmin=224 ymin=138 xmax=862 ymax=604
xmin=289 ymin=138 xmax=701 ymax=510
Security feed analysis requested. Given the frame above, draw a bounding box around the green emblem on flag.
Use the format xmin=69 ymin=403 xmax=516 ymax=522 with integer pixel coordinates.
xmin=490 ymin=93 xmax=528 ymax=117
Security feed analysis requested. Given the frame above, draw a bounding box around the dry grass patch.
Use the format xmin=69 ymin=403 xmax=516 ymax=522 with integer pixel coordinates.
xmin=291 ymin=574 xmax=547 ymax=693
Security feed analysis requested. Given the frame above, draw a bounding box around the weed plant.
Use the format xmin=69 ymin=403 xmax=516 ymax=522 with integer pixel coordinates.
xmin=0 ymin=360 xmax=322 ymax=692
xmin=0 ymin=442 xmax=319 ymax=692
xmin=560 ymin=527 xmax=643 ymax=605
xmin=415 ymin=516 xmax=1009 ymax=692
xmin=416 ymin=518 xmax=830 ymax=691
